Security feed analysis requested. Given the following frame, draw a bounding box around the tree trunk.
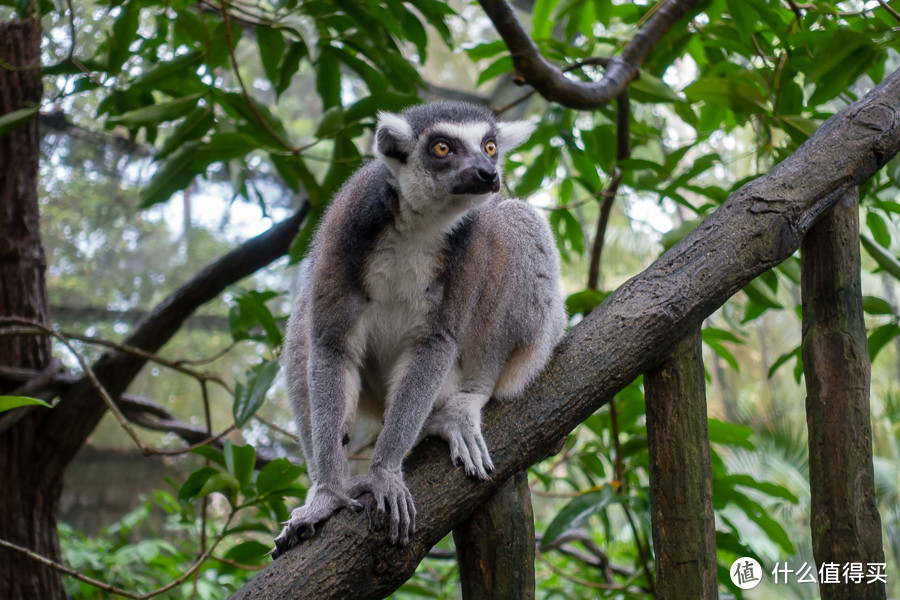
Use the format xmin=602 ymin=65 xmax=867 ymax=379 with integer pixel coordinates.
xmin=0 ymin=17 xmax=66 ymax=600
xmin=453 ymin=472 xmax=535 ymax=600
xmin=645 ymin=328 xmax=717 ymax=600
xmin=801 ymin=189 xmax=885 ymax=600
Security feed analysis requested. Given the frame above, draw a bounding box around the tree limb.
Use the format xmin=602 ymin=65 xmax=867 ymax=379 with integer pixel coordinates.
xmin=231 ymin=68 xmax=900 ymax=600
xmin=119 ymin=393 xmax=280 ymax=466
xmin=38 ymin=204 xmax=309 ymax=471
xmin=476 ymin=0 xmax=701 ymax=110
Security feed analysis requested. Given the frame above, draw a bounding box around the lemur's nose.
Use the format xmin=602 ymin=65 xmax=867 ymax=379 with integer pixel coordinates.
xmin=478 ymin=168 xmax=497 ymax=183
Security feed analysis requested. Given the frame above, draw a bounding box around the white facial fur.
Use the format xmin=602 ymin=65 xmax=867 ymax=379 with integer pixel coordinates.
xmin=374 ymin=112 xmax=536 ymax=235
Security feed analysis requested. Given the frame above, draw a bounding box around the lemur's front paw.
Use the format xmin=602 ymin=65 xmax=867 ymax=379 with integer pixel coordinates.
xmin=272 ymin=486 xmax=362 ymax=559
xmin=347 ymin=468 xmax=416 ymax=545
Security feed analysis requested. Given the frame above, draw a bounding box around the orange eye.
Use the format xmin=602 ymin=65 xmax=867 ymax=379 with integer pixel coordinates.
xmin=433 ymin=141 xmax=451 ymax=156
xmin=485 ymin=141 xmax=497 ymax=156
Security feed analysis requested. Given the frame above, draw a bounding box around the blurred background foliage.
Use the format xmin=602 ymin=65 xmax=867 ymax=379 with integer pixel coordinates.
xmin=2 ymin=0 xmax=900 ymax=597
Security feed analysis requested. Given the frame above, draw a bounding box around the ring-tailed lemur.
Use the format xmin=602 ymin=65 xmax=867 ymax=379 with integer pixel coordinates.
xmin=273 ymin=101 xmax=565 ymax=557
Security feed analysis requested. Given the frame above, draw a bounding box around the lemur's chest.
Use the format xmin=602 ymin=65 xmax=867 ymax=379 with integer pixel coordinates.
xmin=359 ymin=229 xmax=444 ymax=362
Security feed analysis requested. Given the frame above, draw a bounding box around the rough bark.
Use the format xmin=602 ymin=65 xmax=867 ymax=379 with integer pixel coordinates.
xmin=801 ymin=189 xmax=886 ymax=600
xmin=0 ymin=18 xmax=65 ymax=600
xmin=232 ymin=68 xmax=900 ymax=600
xmin=453 ymin=472 xmax=535 ymax=600
xmin=645 ymin=328 xmax=717 ymax=600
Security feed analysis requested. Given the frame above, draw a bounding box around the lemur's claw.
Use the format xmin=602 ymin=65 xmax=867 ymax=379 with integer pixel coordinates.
xmin=272 ymin=486 xmax=361 ymax=558
xmin=348 ymin=469 xmax=416 ymax=546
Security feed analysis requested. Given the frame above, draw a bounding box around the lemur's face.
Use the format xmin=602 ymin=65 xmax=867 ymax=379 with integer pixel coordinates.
xmin=374 ymin=104 xmax=535 ymax=215
xmin=418 ymin=121 xmax=501 ymax=196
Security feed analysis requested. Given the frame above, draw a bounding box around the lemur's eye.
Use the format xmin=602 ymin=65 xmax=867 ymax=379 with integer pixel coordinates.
xmin=484 ymin=141 xmax=497 ymax=156
xmin=432 ymin=141 xmax=451 ymax=156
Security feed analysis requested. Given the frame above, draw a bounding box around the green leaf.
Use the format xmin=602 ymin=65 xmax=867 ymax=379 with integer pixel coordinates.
xmin=701 ymin=327 xmax=742 ymax=344
xmin=721 ymin=474 xmax=798 ymax=503
xmin=866 ymin=211 xmax=891 ymax=248
xmin=257 ymin=26 xmax=286 ymax=90
xmin=565 ymin=289 xmax=607 ymax=315
xmin=276 ymin=40 xmax=309 ymax=98
xmin=705 ymin=338 xmax=739 ymax=371
xmin=157 ymin=106 xmax=214 ymax=159
xmin=139 ymin=141 xmax=201 ymax=208
xmin=316 ymin=46 xmax=342 ymax=110
xmin=0 ymin=107 xmax=39 ymax=135
xmin=223 ymin=440 xmax=256 ymax=491
xmin=541 ymin=485 xmax=615 ymax=546
xmin=742 ymin=278 xmax=781 ymax=309
xmin=707 ymin=418 xmax=754 ymax=450
xmin=464 ymin=40 xmax=507 ymax=60
xmin=190 ymin=445 xmax=227 ymax=469
xmin=257 ymin=458 xmax=305 ymax=496
xmin=629 ymin=73 xmax=684 ymax=104
xmin=661 ymin=218 xmax=701 ymax=250
xmin=768 ymin=347 xmax=800 ymax=379
xmin=684 ymin=77 xmax=768 ymax=116
xmin=197 ymin=472 xmax=241 ymax=503
xmin=230 ymin=289 xmax=283 ymax=346
xmin=476 ymin=55 xmax=512 ymax=87
xmin=0 ymin=395 xmax=51 ymax=412
xmin=233 ymin=360 xmax=281 ymax=427
xmin=130 ymin=50 xmax=204 ymax=90
xmin=178 ymin=466 xmax=219 ymax=501
xmin=107 ymin=2 xmax=141 ymax=74
xmin=862 ymin=295 xmax=894 ymax=316
xmin=315 ymin=106 xmax=345 ymax=138
xmin=532 ymin=0 xmax=560 ymax=39
xmin=548 ymin=208 xmax=584 ymax=261
xmin=732 ymin=493 xmax=795 ymax=554
xmin=108 ymin=93 xmax=203 ymax=126
xmin=861 ymin=234 xmax=900 ymax=281
xmin=868 ymin=323 xmax=900 ymax=362
xmin=224 ymin=540 xmax=271 ymax=564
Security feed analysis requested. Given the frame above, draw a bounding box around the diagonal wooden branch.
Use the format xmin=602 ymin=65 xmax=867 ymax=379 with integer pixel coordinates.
xmin=477 ymin=0 xmax=702 ymax=110
xmin=231 ymin=68 xmax=900 ymax=600
xmin=38 ymin=204 xmax=309 ymax=470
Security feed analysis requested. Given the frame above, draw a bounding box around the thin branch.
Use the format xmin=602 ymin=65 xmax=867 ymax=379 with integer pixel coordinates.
xmin=220 ymin=0 xmax=297 ymax=154
xmin=0 ymin=319 xmax=150 ymax=453
xmin=477 ymin=0 xmax=701 ymax=110
xmin=10 ymin=356 xmax=61 ymax=396
xmin=535 ymin=547 xmax=642 ymax=591
xmin=877 ymin=0 xmax=900 ymax=23
xmin=620 ymin=492 xmax=658 ymax=598
xmin=495 ymin=56 xmax=616 ymax=115
xmin=0 ymin=538 xmax=141 ymax=600
xmin=587 ymin=89 xmax=630 ymax=292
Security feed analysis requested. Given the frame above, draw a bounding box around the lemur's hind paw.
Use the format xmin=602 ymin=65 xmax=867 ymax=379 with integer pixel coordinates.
xmin=425 ymin=407 xmax=494 ymax=480
xmin=348 ymin=468 xmax=416 ymax=546
xmin=272 ymin=486 xmax=362 ymax=559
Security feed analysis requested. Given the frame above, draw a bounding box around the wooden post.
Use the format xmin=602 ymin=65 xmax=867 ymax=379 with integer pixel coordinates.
xmin=453 ymin=472 xmax=535 ymax=600
xmin=801 ymin=188 xmax=886 ymax=600
xmin=645 ymin=327 xmax=717 ymax=600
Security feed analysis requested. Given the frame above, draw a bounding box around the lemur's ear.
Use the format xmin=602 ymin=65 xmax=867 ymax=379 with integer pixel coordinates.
xmin=497 ymin=120 xmax=536 ymax=153
xmin=375 ymin=111 xmax=413 ymax=165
